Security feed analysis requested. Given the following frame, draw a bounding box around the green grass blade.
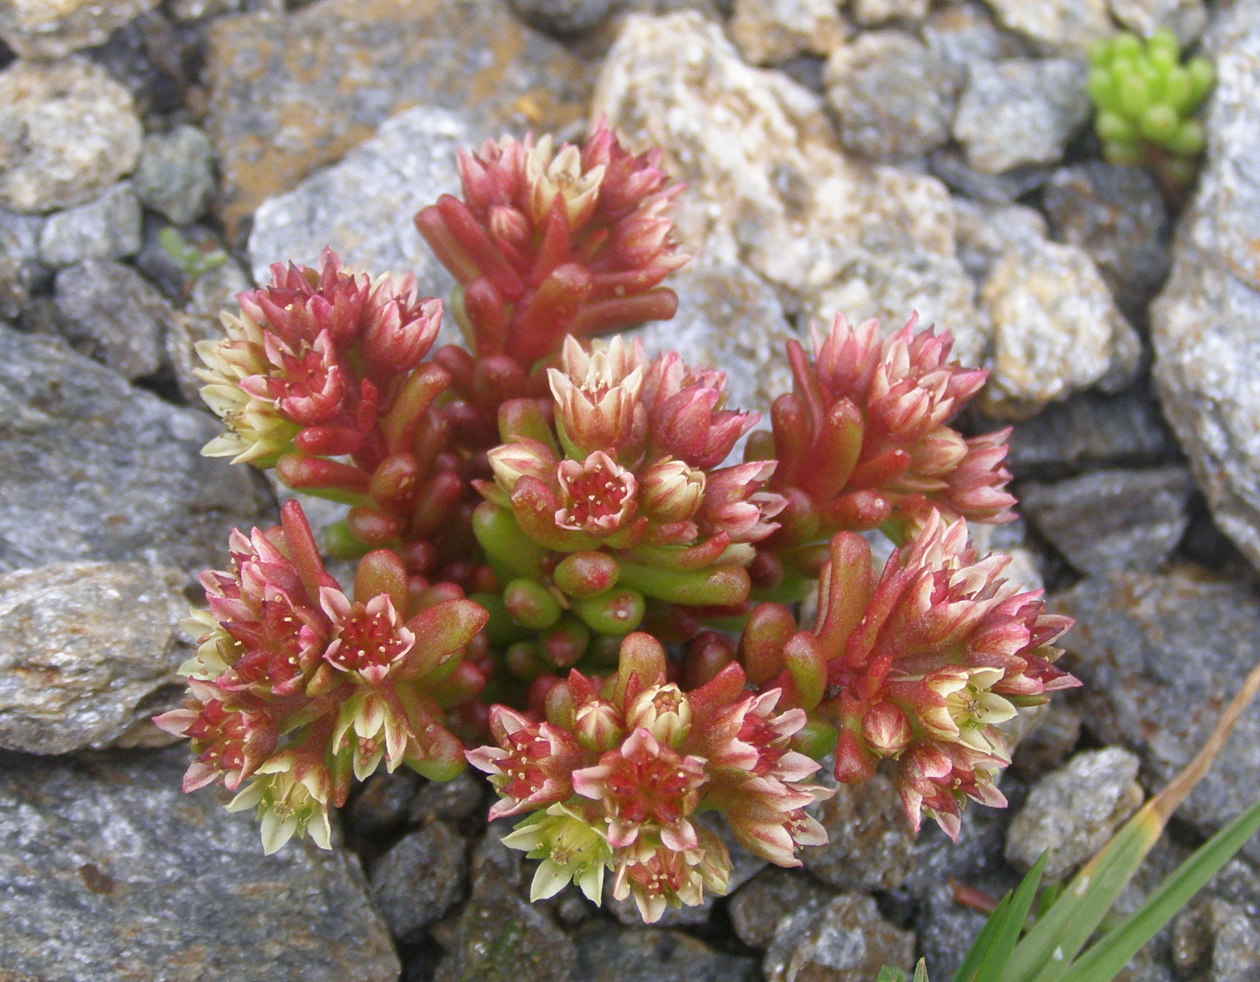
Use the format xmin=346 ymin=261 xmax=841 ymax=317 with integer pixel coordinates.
xmin=1065 ymin=798 xmax=1260 ymax=982
xmin=1007 ymin=659 xmax=1260 ymax=982
xmin=952 ymin=855 xmax=1047 ymax=982
xmin=876 ymin=966 xmax=906 ymax=982
xmin=1003 ymin=814 xmax=1156 ymax=982
xmin=913 ymin=960 xmax=930 ymax=982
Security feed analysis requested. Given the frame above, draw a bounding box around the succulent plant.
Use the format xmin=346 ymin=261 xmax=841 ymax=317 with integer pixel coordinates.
xmin=1086 ymin=28 xmax=1215 ymax=188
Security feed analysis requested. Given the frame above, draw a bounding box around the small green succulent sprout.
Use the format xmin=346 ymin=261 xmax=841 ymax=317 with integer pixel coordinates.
xmin=1087 ymin=28 xmax=1215 ymax=188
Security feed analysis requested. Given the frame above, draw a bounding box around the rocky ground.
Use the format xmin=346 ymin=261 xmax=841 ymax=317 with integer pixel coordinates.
xmin=1 ymin=0 xmax=1259 ymax=979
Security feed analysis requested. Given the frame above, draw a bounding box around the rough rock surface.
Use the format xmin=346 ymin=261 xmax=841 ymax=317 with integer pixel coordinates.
xmin=1019 ymin=466 xmax=1196 ymax=575
xmin=729 ymin=0 xmax=848 ymax=65
xmin=1150 ymin=4 xmax=1260 ymax=571
xmin=953 ymin=59 xmax=1091 ymax=174
xmin=764 ymin=892 xmax=916 ymax=981
xmin=824 ymin=30 xmax=960 ymax=161
xmin=984 ymin=0 xmax=1112 ymax=53
xmin=0 ymin=561 xmax=186 ymax=754
xmin=0 ymin=0 xmax=162 ymax=58
xmin=574 ymin=924 xmax=761 ymax=982
xmin=0 ymin=325 xmax=269 ymax=575
xmin=0 ymin=58 xmax=143 ymax=214
xmin=1108 ymin=0 xmax=1208 ymax=45
xmin=1043 ymin=162 xmax=1170 ymax=315
xmin=369 ymin=820 xmax=467 ymax=943
xmin=206 ymin=0 xmax=590 ymax=238
xmin=0 ymin=746 xmax=399 ymax=981
xmin=728 ymin=867 xmax=834 ymax=949
xmin=1057 ymin=569 xmax=1260 ymax=862
xmin=54 ymin=258 xmax=175 ymax=381
xmin=133 ymin=126 xmax=217 ymax=226
xmin=1005 ymin=747 xmax=1145 ymax=881
xmin=510 ymin=0 xmax=624 ymax=34
xmin=802 ymin=772 xmax=917 ymax=892
xmin=1005 ymin=390 xmax=1176 ymax=475
xmin=37 ymin=182 xmax=143 ymax=268
xmin=957 ymin=201 xmax=1142 ymax=418
xmin=628 ymin=252 xmax=795 ymax=429
xmin=593 ymin=10 xmax=984 ymax=364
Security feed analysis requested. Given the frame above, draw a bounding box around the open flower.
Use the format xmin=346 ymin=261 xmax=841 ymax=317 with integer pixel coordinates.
xmin=502 ymin=803 xmax=613 ymax=903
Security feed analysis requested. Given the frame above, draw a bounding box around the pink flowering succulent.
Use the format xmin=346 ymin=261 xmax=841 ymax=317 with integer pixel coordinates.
xmin=467 ymin=633 xmax=831 ymax=921
xmin=165 ymin=122 xmax=1078 ymax=921
xmin=748 ymin=314 xmax=1017 ymax=580
xmin=414 ymin=120 xmax=687 ymax=365
xmin=156 ymin=501 xmax=486 ymax=852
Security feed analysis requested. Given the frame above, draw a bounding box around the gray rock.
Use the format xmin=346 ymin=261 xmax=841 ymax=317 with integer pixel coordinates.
xmin=592 ymin=11 xmax=985 ymax=366
xmin=928 ymin=147 xmax=1051 ymax=204
xmin=1108 ymin=0 xmax=1208 ymax=46
xmin=729 ymin=0 xmax=849 ymax=66
xmin=0 ymin=746 xmax=399 ymax=981
xmin=0 ymin=325 xmax=270 ymax=575
xmin=824 ymin=30 xmax=961 ymax=161
xmin=729 ymin=866 xmax=834 ymax=949
xmin=764 ymin=893 xmax=916 ymax=981
xmin=1150 ymin=5 xmax=1260 ymax=571
xmin=0 ymin=208 xmax=43 ymax=319
xmin=1019 ymin=467 xmax=1196 ymax=575
xmin=53 ymin=259 xmax=174 ymax=381
xmin=574 ymin=924 xmax=760 ymax=981
xmin=1011 ymin=701 xmax=1083 ymax=778
xmin=984 ymin=0 xmax=1112 ymax=54
xmin=802 ymin=771 xmax=916 ymax=892
xmin=851 ymin=0 xmax=928 ymax=26
xmin=347 ymin=771 xmax=424 ymax=836
xmin=38 ymin=182 xmax=143 ymax=268
xmin=922 ymin=1 xmax=1028 ymax=68
xmin=1056 ymin=569 xmax=1260 ymax=863
xmin=0 ymin=0 xmax=162 ymax=58
xmin=1043 ymin=162 xmax=1170 ymax=315
xmin=970 ymin=211 xmax=1142 ymax=418
xmin=409 ymin=770 xmax=486 ymax=824
xmin=247 ymin=106 xmax=465 ymax=329
xmin=510 ymin=0 xmax=624 ymax=34
xmin=1173 ymin=898 xmax=1260 ymax=981
xmin=905 ymin=802 xmax=1022 ymax=980
xmin=1005 ymin=747 xmax=1144 ymax=882
xmin=369 ymin=821 xmax=467 ymax=943
xmin=627 ymin=252 xmax=795 ymax=439
xmin=0 ymin=58 xmax=143 ymax=214
xmin=206 ymin=0 xmax=590 ymax=239
xmin=133 ymin=126 xmax=216 ymax=226
xmin=169 ymin=0 xmax=248 ymax=20
xmin=1005 ymin=390 xmax=1176 ymax=475
xmin=953 ymin=59 xmax=1091 ymax=175
xmin=0 ymin=561 xmax=185 ymax=755
xmin=434 ymin=870 xmax=576 ymax=982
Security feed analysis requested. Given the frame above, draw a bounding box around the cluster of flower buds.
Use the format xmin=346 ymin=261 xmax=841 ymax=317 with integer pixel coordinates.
xmin=739 ymin=512 xmax=1077 ymax=838
xmin=415 ymin=120 xmax=687 ymax=365
xmin=747 ymin=314 xmax=1016 ymax=582
xmin=155 ymin=501 xmax=487 ymax=852
xmin=168 ymin=122 xmax=1079 ymax=918
xmin=467 ymin=632 xmax=831 ymax=921
xmin=472 ymin=334 xmax=785 ymax=680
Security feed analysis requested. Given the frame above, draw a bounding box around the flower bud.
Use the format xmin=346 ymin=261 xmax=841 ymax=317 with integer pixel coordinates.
xmin=640 ymin=458 xmax=706 ymax=522
xmin=862 ymin=702 xmax=912 ymax=757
